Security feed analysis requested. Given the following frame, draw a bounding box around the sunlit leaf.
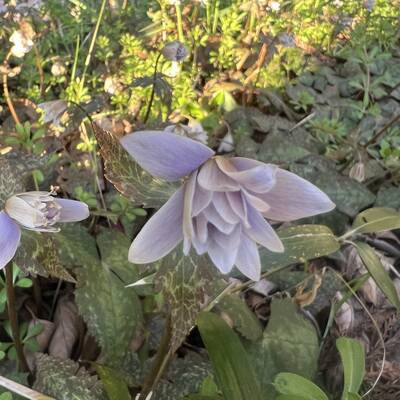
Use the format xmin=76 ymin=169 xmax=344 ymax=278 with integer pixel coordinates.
xmin=353 ymin=241 xmax=400 ymax=311
xmin=274 ymin=373 xmax=328 ymax=400
xmin=93 ymin=124 xmax=178 ymax=208
xmin=336 ymin=337 xmax=365 ymax=396
xmin=352 ymin=207 xmax=400 ymax=234
xmin=260 ymin=225 xmax=340 ymax=271
xmin=197 ymin=312 xmax=264 ymax=400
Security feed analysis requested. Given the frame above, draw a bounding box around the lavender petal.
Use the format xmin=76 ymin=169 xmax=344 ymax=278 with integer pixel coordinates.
xmin=261 ymin=169 xmax=335 ymax=221
xmin=56 ymin=199 xmax=90 ymax=222
xmin=0 ymin=211 xmax=21 ymax=270
xmin=197 ymin=159 xmax=239 ymax=192
xmin=128 ymin=186 xmax=185 ymax=263
xmin=121 ymin=131 xmax=214 ymax=181
xmin=235 ymin=234 xmax=261 ymax=281
xmin=245 ymin=206 xmax=284 ymax=252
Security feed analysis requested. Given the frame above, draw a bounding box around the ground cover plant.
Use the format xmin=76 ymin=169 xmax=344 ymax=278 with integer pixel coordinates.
xmin=0 ymin=0 xmax=400 ymax=399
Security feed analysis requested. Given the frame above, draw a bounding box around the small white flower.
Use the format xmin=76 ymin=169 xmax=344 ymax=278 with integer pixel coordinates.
xmin=51 ymin=61 xmax=66 ymax=77
xmin=10 ymin=30 xmax=34 ymax=58
xmin=269 ymin=1 xmax=280 ymax=11
xmin=104 ymin=76 xmax=121 ymax=95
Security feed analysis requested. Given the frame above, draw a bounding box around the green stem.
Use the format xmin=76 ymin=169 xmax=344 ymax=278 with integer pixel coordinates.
xmin=175 ymin=2 xmax=184 ymax=42
xmin=143 ymin=53 xmax=162 ymax=124
xmin=212 ymin=0 xmax=220 ymax=34
xmin=5 ymin=263 xmax=29 ymax=373
xmin=80 ymin=0 xmax=107 ymax=90
xmin=138 ymin=316 xmax=172 ymax=400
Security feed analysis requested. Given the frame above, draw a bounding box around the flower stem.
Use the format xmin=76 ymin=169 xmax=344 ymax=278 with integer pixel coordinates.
xmin=175 ymin=3 xmax=184 ymax=43
xmin=2 ymin=51 xmax=21 ymax=125
xmin=5 ymin=263 xmax=29 ymax=373
xmin=138 ymin=315 xmax=172 ymax=400
xmin=80 ymin=0 xmax=107 ymax=90
xmin=143 ymin=53 xmax=162 ymax=124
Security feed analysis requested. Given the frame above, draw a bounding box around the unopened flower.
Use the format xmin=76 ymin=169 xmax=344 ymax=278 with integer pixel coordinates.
xmin=0 ymin=191 xmax=89 ymax=269
xmin=121 ymin=131 xmax=335 ymax=280
xmin=161 ymin=41 xmax=188 ymax=62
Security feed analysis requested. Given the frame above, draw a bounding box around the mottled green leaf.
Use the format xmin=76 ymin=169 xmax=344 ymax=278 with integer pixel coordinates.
xmin=153 ymin=353 xmax=213 ymax=400
xmin=247 ymin=299 xmax=320 ymax=398
xmin=336 ymin=337 xmax=365 ymax=397
xmin=33 ymin=354 xmax=105 ymax=400
xmin=95 ymin=364 xmax=131 ymax=400
xmin=274 ymin=373 xmax=328 ymax=400
xmin=260 ymin=225 xmax=340 ymax=271
xmin=155 ymin=249 xmax=220 ymax=353
xmin=353 ymin=241 xmax=400 ymax=311
xmin=14 ymin=231 xmax=75 ymax=282
xmin=351 ymin=207 xmax=400 ymax=234
xmin=375 ymin=186 xmax=400 ymax=209
xmin=218 ymin=294 xmax=262 ymax=341
xmin=96 ymin=228 xmax=138 ymax=284
xmin=93 ymin=124 xmax=178 ymax=208
xmin=0 ymin=152 xmax=49 ymax=208
xmin=197 ymin=312 xmax=264 ymax=400
xmin=56 ymin=224 xmax=99 ymax=268
xmin=75 ymin=260 xmax=142 ymax=366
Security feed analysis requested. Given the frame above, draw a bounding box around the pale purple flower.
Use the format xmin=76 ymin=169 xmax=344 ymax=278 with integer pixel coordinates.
xmin=0 ymin=191 xmax=89 ymax=269
xmin=121 ymin=131 xmax=335 ymax=280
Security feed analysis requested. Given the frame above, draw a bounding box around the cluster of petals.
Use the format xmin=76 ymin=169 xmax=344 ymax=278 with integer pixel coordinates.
xmin=0 ymin=191 xmax=89 ymax=269
xmin=121 ymin=129 xmax=335 ymax=280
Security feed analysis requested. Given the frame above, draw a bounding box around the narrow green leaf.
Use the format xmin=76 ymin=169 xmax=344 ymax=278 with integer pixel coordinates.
xmin=353 ymin=241 xmax=400 ymax=311
xmin=95 ymin=364 xmax=131 ymax=400
xmin=197 ymin=312 xmax=264 ymax=400
xmin=274 ymin=373 xmax=328 ymax=400
xmin=344 ymin=393 xmax=362 ymax=400
xmin=260 ymin=225 xmax=340 ymax=271
xmin=352 ymin=207 xmax=400 ymax=234
xmin=336 ymin=337 xmax=365 ymax=396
